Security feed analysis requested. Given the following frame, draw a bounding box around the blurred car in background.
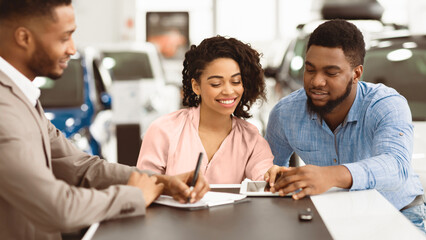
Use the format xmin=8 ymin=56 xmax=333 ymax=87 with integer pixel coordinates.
xmin=34 ymin=47 xmax=113 ymax=157
xmin=97 ymin=42 xmax=181 ymax=165
xmin=263 ymin=0 xmax=401 ymax=98
xmin=264 ymin=19 xmax=397 ymax=99
xmin=362 ymin=33 xmax=426 ymax=188
xmin=99 ymin=42 xmax=181 ymax=134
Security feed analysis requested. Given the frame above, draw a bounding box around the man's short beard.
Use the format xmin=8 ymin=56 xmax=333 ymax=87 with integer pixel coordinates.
xmin=306 ymin=78 xmax=353 ymax=118
xmin=28 ymin=35 xmax=62 ymax=80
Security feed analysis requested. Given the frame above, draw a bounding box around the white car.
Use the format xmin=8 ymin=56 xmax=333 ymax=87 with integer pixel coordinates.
xmin=97 ymin=42 xmax=181 ymax=163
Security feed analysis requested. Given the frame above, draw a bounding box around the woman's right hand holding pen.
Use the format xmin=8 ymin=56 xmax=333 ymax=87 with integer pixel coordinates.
xmin=155 ymin=171 xmax=210 ymax=203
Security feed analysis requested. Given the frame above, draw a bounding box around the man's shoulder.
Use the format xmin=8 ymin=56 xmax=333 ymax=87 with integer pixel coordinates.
xmin=275 ymin=88 xmax=307 ymax=110
xmin=359 ymin=82 xmax=402 ymax=101
xmin=357 ymin=82 xmax=409 ymax=120
xmin=268 ymin=88 xmax=308 ymax=127
xmin=270 ymin=88 xmax=307 ymax=119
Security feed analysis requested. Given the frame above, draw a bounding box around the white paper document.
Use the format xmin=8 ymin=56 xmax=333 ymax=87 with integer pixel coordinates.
xmin=154 ymin=191 xmax=248 ymax=210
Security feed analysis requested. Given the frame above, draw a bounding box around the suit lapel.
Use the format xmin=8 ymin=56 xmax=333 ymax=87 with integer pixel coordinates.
xmin=0 ymin=71 xmax=52 ymax=168
xmin=35 ymin=100 xmax=52 ymax=167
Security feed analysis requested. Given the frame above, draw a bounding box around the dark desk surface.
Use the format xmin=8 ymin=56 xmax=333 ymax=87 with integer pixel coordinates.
xmin=91 ymin=188 xmax=332 ymax=240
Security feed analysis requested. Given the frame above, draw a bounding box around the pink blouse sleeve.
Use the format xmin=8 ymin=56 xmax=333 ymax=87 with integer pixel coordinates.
xmin=136 ymin=121 xmax=169 ymax=174
xmin=244 ymin=135 xmax=274 ymax=181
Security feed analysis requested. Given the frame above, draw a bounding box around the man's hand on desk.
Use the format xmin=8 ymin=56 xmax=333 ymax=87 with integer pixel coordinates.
xmin=264 ymin=165 xmax=352 ymax=200
xmin=155 ymin=171 xmax=210 ymax=204
xmin=127 ymin=172 xmax=165 ymax=207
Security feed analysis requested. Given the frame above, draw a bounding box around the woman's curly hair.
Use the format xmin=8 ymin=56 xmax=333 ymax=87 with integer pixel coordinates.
xmin=181 ymin=35 xmax=266 ymax=119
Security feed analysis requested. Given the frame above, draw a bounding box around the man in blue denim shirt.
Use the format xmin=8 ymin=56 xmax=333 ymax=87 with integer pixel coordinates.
xmin=264 ymin=19 xmax=425 ymax=231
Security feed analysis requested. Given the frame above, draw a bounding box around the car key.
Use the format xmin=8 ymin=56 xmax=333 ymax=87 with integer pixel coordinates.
xmin=298 ymin=208 xmax=313 ymax=221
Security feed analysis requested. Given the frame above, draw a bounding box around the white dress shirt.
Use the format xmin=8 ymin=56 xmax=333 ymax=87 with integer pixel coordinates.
xmin=0 ymin=57 xmax=40 ymax=107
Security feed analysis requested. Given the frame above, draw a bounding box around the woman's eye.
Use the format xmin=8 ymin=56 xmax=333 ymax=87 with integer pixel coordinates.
xmin=210 ymin=83 xmax=220 ymax=87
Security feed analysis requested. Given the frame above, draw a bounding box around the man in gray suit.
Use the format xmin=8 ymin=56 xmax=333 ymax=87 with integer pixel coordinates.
xmin=0 ymin=1 xmax=209 ymax=239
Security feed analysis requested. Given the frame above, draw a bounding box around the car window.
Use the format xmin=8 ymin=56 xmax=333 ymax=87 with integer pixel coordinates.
xmin=102 ymin=51 xmax=153 ymax=80
xmin=362 ymin=48 xmax=426 ymax=120
xmin=36 ymin=59 xmax=85 ymax=108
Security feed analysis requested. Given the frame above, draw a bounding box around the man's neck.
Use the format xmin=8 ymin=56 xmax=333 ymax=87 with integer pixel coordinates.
xmin=0 ymin=54 xmax=34 ymax=81
xmin=323 ymin=90 xmax=357 ymax=132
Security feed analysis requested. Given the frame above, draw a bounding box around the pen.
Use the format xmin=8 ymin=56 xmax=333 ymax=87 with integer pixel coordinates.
xmin=188 ymin=152 xmax=203 ymax=202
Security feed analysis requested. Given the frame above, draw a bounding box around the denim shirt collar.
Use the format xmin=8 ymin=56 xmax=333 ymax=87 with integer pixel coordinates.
xmin=346 ymin=82 xmax=362 ymax=124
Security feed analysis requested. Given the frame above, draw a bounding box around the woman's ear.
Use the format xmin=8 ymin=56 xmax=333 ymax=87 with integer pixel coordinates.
xmin=191 ymin=78 xmax=200 ymax=95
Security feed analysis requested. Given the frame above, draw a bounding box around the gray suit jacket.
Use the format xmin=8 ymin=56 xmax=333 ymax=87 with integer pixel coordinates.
xmin=0 ymin=70 xmax=147 ymax=240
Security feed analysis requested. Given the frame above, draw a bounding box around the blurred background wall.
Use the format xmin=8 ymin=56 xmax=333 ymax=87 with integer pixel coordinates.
xmin=72 ymin=0 xmax=425 ymax=64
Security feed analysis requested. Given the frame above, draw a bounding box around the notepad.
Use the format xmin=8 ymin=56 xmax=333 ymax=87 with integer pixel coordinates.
xmin=154 ymin=191 xmax=248 ymax=210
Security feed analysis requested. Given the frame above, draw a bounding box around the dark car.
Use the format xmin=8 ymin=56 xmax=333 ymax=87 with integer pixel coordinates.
xmin=264 ymin=19 xmax=394 ymax=98
xmin=33 ymin=47 xmax=112 ymax=157
xmin=263 ymin=0 xmax=402 ymax=98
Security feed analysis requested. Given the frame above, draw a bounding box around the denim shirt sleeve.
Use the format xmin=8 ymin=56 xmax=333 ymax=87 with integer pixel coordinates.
xmin=343 ymin=95 xmax=414 ymax=191
xmin=265 ymin=102 xmax=294 ymax=167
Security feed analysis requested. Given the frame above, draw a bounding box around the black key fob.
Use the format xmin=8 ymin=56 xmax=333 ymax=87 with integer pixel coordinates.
xmin=298 ymin=208 xmax=313 ymax=221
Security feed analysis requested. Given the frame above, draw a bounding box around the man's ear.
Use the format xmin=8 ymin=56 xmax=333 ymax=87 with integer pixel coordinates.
xmin=353 ymin=65 xmax=363 ymax=84
xmin=14 ymin=27 xmax=32 ymax=50
xmin=191 ymin=78 xmax=200 ymax=95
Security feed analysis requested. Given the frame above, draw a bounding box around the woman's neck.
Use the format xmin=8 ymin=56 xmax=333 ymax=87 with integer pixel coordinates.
xmin=198 ymin=106 xmax=232 ymax=132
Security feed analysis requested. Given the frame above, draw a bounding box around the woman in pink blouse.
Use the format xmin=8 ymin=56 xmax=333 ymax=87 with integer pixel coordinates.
xmin=136 ymin=36 xmax=274 ymax=184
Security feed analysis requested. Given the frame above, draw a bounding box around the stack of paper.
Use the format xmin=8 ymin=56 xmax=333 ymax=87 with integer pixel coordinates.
xmin=154 ymin=191 xmax=247 ymax=210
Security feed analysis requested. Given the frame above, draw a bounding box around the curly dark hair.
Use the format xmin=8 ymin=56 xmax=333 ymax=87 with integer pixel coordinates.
xmin=0 ymin=0 xmax=72 ymax=22
xmin=307 ymin=19 xmax=365 ymax=67
xmin=182 ymin=36 xmax=266 ymax=119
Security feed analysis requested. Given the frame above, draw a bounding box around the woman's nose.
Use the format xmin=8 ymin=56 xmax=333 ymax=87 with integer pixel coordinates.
xmin=221 ymin=83 xmax=235 ymax=95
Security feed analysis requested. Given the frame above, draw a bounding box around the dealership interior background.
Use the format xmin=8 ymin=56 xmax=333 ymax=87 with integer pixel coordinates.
xmin=54 ymin=0 xmax=424 ymax=168
xmin=25 ymin=0 xmax=426 ymax=239
xmin=42 ymin=0 xmax=425 ymax=169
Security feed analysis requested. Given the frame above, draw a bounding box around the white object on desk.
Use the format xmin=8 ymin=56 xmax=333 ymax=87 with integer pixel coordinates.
xmin=240 ymin=180 xmax=280 ymax=196
xmin=239 ymin=179 xmax=293 ymax=196
xmin=210 ymin=184 xmax=241 ymax=189
xmin=81 ymin=222 xmax=99 ymax=240
xmin=311 ymin=188 xmax=426 ymax=240
xmin=154 ymin=191 xmax=247 ymax=210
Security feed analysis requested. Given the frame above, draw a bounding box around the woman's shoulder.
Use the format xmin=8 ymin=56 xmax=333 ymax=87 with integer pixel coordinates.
xmin=149 ymin=107 xmax=192 ymax=131
xmin=233 ymin=117 xmax=262 ymax=137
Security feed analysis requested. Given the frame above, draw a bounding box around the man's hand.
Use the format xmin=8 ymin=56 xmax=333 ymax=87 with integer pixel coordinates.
xmin=264 ymin=165 xmax=289 ymax=192
xmin=127 ymin=172 xmax=164 ymax=207
xmin=265 ymin=165 xmax=352 ymax=200
xmin=156 ymin=171 xmax=210 ymax=203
